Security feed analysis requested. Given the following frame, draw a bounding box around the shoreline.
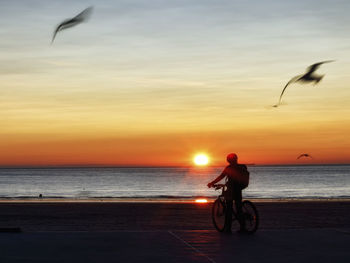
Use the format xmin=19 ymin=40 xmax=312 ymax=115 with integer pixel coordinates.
xmin=0 ymin=197 xmax=350 ymax=203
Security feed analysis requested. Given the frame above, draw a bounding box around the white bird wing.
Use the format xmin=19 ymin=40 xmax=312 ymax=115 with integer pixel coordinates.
xmin=73 ymin=6 xmax=93 ymax=22
xmin=275 ymin=75 xmax=301 ymax=106
xmin=297 ymin=154 xmax=312 ymax=159
xmin=297 ymin=154 xmax=304 ymax=159
xmin=52 ymin=19 xmax=71 ymax=43
xmin=306 ymin=60 xmax=335 ymax=74
xmin=51 ymin=6 xmax=93 ymax=44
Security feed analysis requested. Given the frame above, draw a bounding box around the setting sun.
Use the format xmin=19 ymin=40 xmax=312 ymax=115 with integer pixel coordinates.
xmin=195 ymin=199 xmax=208 ymax=203
xmin=193 ymin=154 xmax=209 ymax=166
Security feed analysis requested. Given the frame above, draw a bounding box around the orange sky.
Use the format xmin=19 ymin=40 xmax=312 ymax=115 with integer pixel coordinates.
xmin=1 ymin=1 xmax=350 ymax=166
xmin=1 ymin=119 xmax=350 ymax=166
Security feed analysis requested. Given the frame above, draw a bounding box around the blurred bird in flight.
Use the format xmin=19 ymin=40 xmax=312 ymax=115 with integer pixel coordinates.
xmin=51 ymin=6 xmax=93 ymax=44
xmin=273 ymin=61 xmax=335 ymax=107
xmin=297 ymin=154 xmax=313 ymax=159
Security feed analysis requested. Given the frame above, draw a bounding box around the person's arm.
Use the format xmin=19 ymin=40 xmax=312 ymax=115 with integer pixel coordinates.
xmin=207 ymin=170 xmax=226 ymax=188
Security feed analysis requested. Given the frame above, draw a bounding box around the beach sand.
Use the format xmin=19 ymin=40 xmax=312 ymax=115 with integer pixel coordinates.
xmin=0 ymin=200 xmax=349 ymax=231
xmin=1 ymin=200 xmax=349 ymax=263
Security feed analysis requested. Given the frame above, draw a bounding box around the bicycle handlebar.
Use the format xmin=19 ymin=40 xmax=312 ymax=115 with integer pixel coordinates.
xmin=212 ymin=184 xmax=225 ymax=190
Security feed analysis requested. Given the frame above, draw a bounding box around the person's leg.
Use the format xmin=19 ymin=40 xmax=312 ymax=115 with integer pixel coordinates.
xmin=234 ymin=186 xmax=244 ymax=231
xmin=224 ymin=199 xmax=233 ymax=233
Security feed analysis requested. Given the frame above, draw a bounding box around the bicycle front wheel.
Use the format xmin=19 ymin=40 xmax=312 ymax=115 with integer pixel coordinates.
xmin=212 ymin=198 xmax=226 ymax=232
xmin=242 ymin=200 xmax=259 ymax=233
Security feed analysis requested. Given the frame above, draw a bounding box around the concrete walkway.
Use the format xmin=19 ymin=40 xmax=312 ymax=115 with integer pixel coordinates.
xmin=1 ymin=229 xmax=349 ymax=263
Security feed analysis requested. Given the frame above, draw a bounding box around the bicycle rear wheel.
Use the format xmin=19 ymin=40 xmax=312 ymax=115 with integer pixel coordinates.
xmin=212 ymin=198 xmax=226 ymax=232
xmin=242 ymin=200 xmax=259 ymax=233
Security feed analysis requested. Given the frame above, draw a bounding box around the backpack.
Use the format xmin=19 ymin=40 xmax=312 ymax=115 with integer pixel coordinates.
xmin=237 ymin=164 xmax=250 ymax=190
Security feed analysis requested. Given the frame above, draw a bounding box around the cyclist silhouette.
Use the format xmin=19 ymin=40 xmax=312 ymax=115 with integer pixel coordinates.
xmin=207 ymin=153 xmax=249 ymax=233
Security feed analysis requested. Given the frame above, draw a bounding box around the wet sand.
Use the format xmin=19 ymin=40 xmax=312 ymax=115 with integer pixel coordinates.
xmin=0 ymin=200 xmax=349 ymax=231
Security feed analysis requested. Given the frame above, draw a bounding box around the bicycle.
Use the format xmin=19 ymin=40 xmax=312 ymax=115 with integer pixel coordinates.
xmin=211 ymin=184 xmax=259 ymax=233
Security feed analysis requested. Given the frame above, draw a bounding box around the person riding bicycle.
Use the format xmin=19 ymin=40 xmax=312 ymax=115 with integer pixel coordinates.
xmin=207 ymin=153 xmax=249 ymax=233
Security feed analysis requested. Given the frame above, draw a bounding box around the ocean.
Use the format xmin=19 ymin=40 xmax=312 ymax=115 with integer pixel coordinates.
xmin=0 ymin=165 xmax=349 ymax=200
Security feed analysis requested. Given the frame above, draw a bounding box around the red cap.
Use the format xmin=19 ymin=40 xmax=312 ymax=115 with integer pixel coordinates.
xmin=226 ymin=153 xmax=238 ymax=164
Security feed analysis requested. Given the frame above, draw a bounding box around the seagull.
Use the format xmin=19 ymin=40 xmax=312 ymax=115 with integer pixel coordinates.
xmin=273 ymin=60 xmax=335 ymax=107
xmin=51 ymin=6 xmax=93 ymax=44
xmin=297 ymin=154 xmax=313 ymax=160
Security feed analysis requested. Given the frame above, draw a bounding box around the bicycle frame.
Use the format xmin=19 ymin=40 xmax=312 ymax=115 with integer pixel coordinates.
xmin=212 ymin=184 xmax=259 ymax=233
xmin=214 ymin=184 xmax=239 ymax=221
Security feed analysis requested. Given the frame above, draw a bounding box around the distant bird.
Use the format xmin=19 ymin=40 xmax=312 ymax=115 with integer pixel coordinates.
xmin=273 ymin=60 xmax=335 ymax=107
xmin=297 ymin=154 xmax=313 ymax=160
xmin=51 ymin=6 xmax=93 ymax=44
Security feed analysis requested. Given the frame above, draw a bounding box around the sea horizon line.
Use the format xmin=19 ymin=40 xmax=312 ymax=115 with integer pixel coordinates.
xmin=0 ymin=163 xmax=350 ymax=169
